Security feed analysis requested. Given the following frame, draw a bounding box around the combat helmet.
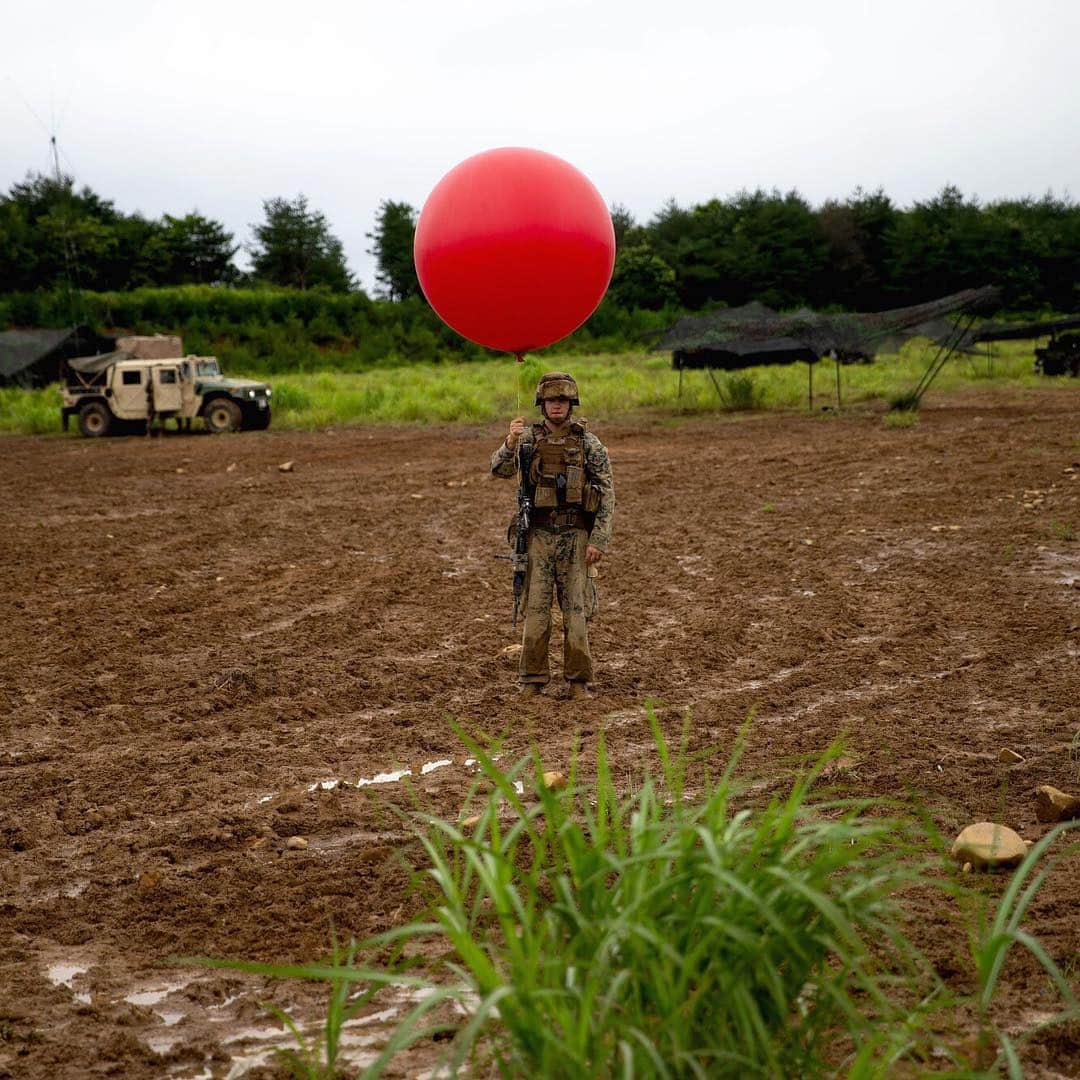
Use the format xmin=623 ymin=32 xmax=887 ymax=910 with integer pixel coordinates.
xmin=534 ymin=371 xmax=580 ymax=407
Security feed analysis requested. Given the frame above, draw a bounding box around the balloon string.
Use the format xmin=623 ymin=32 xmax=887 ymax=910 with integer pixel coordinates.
xmin=514 ymin=351 xmax=524 ymax=415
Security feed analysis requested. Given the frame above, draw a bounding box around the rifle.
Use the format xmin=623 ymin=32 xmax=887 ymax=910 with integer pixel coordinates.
xmin=510 ymin=441 xmax=533 ymax=627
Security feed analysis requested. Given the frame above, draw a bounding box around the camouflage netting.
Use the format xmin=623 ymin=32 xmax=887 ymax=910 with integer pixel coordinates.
xmin=970 ymin=314 xmax=1080 ymax=343
xmin=654 ymin=287 xmax=1000 ymax=363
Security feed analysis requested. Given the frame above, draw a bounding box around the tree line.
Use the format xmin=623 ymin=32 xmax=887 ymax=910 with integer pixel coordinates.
xmin=372 ymin=189 xmax=1080 ymax=315
xmin=0 ymin=173 xmax=353 ymax=294
xmin=3 ymin=170 xmax=1079 ymax=317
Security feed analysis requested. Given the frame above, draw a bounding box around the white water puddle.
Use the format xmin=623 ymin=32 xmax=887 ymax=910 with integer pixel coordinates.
xmin=126 ymin=986 xmax=182 ymax=1007
xmin=47 ymin=963 xmax=91 ymax=1003
xmin=223 ymin=1027 xmax=378 ymax=1079
xmin=358 ymin=768 xmax=412 ymax=786
xmin=346 ymin=1006 xmax=400 ymax=1026
xmin=47 ymin=963 xmax=86 ymax=987
xmin=261 ymin=759 xmax=469 ymax=810
xmin=225 ymin=1026 xmax=286 ymax=1044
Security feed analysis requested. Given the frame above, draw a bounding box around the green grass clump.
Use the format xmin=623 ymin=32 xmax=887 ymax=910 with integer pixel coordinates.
xmin=1050 ymin=520 xmax=1076 ymax=543
xmin=968 ymin=821 xmax=1080 ymax=1076
xmin=411 ymin=718 xmax=933 ymax=1077
xmin=716 ymin=371 xmax=766 ymax=411
xmin=210 ymin=717 xmax=938 ymax=1077
xmin=883 ymin=409 xmax=920 ymax=430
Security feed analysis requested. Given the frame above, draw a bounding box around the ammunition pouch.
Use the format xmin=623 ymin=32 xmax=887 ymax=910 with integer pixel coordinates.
xmin=534 ymin=476 xmax=558 ymax=508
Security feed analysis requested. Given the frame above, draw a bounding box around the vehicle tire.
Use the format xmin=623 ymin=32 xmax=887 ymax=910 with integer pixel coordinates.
xmin=78 ymin=401 xmax=112 ymax=437
xmin=247 ymin=406 xmax=271 ymax=431
xmin=203 ymin=398 xmax=242 ymax=433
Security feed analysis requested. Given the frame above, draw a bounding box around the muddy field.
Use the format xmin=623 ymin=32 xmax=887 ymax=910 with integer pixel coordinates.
xmin=2 ymin=388 xmax=1080 ymax=1078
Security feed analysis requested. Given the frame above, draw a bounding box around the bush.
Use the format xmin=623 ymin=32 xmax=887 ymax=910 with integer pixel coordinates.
xmin=717 ymin=372 xmax=766 ymax=411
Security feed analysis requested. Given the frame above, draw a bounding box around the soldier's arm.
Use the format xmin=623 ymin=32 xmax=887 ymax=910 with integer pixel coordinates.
xmin=491 ymin=439 xmax=517 ymax=478
xmin=491 ymin=423 xmax=531 ymax=478
xmin=584 ymin=433 xmax=615 ymax=551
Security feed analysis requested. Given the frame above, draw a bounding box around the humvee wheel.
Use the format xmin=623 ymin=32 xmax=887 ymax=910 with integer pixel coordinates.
xmin=78 ymin=401 xmax=112 ymax=437
xmin=204 ymin=398 xmax=242 ymax=434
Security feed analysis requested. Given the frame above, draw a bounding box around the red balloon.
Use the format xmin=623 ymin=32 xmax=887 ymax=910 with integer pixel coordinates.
xmin=414 ymin=147 xmax=615 ymax=354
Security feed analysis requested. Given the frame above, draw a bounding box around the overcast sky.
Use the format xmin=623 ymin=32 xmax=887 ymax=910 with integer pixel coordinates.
xmin=3 ymin=0 xmax=1077 ymax=292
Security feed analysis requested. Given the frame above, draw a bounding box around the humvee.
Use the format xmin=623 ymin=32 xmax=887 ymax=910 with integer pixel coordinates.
xmin=61 ymin=353 xmax=272 ymax=436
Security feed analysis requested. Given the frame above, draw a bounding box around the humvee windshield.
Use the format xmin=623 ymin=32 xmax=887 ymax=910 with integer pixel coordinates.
xmin=197 ymin=360 xmax=221 ymax=377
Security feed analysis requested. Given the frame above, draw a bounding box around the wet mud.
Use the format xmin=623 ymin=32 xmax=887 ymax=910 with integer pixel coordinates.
xmin=2 ymin=388 xmax=1080 ymax=1077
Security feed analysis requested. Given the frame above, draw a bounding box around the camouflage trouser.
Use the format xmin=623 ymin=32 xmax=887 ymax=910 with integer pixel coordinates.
xmin=520 ymin=525 xmax=597 ymax=685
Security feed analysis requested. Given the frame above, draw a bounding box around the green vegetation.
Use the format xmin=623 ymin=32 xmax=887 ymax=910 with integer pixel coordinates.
xmin=883 ymin=409 xmax=920 ymax=430
xmin=248 ymin=195 xmax=354 ymax=292
xmin=0 ymin=283 xmax=677 ymax=369
xmin=196 ymin=718 xmax=1080 ymax=1077
xmin=3 ymin=337 xmax=1070 ymax=436
xmin=714 ymin=371 xmax=766 ymax=411
xmin=403 ymin=722 xmax=932 ymax=1077
xmin=1051 ymin=520 xmax=1077 ymax=543
xmin=0 ymin=384 xmax=61 ymax=435
xmin=965 ymin=823 xmax=1080 ymax=1076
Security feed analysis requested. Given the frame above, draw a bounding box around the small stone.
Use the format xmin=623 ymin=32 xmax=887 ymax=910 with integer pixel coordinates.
xmin=175 ymin=467 xmax=186 ymax=475
xmin=278 ymin=461 xmax=294 ymax=473
xmin=285 ymin=835 xmax=308 ymax=850
xmin=226 ymin=462 xmax=237 ymax=472
xmin=950 ymin=823 xmax=1027 ymax=870
xmin=998 ymin=748 xmax=1024 ymax=764
xmin=541 ymin=771 xmax=567 ymax=791
xmin=499 ymin=643 xmax=523 ymax=661
xmin=461 ymin=815 xmax=482 ymax=829
xmin=137 ymin=869 xmax=163 ymax=892
xmin=1034 ymin=785 xmax=1080 ymax=823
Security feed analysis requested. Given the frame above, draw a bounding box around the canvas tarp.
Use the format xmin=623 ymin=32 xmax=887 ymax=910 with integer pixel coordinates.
xmin=0 ymin=325 xmax=116 ymax=387
xmin=67 ymin=350 xmax=134 ymax=375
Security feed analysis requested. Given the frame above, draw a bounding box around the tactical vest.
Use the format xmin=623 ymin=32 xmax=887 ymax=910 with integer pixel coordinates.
xmin=529 ymin=421 xmax=588 ymax=510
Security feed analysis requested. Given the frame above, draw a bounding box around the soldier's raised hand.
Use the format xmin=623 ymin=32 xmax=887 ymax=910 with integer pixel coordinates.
xmin=506 ymin=416 xmax=526 ymax=449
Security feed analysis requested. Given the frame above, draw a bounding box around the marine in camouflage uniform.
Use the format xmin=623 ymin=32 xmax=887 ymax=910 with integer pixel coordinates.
xmin=491 ymin=372 xmax=615 ymax=695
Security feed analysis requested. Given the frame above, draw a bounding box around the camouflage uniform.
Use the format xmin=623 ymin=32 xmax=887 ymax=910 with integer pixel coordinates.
xmin=491 ymin=376 xmax=615 ymax=687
